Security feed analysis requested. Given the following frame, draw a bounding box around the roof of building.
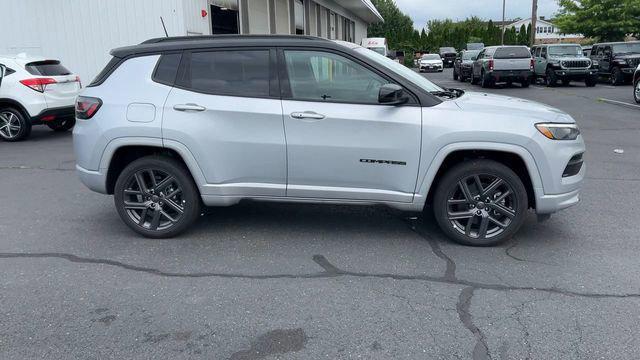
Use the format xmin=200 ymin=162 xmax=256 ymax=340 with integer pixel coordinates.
xmin=343 ymin=0 xmax=384 ymax=23
xmin=112 ymin=35 xmax=348 ymax=58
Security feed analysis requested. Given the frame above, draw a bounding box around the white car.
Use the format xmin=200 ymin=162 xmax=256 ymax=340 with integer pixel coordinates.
xmin=0 ymin=54 xmax=80 ymax=141
xmin=419 ymin=54 xmax=443 ymax=73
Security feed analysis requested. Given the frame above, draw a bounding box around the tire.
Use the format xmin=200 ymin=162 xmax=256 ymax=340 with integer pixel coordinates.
xmin=610 ymin=67 xmax=623 ymax=86
xmin=506 ymin=81 xmax=513 ymax=87
xmin=114 ymin=156 xmax=201 ymax=238
xmin=520 ymin=78 xmax=530 ymax=88
xmin=585 ymin=76 xmax=597 ymax=87
xmin=546 ymin=68 xmax=557 ymax=87
xmin=634 ymin=80 xmax=640 ymax=104
xmin=480 ymin=70 xmax=493 ymax=88
xmin=470 ymin=72 xmax=479 ymax=85
xmin=46 ymin=117 xmax=76 ymax=132
xmin=453 ymin=69 xmax=459 ymax=80
xmin=0 ymin=107 xmax=31 ymax=142
xmin=562 ymin=79 xmax=571 ymax=86
xmin=433 ymin=159 xmax=529 ymax=246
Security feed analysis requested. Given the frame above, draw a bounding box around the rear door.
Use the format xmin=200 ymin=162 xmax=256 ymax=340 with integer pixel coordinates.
xmin=24 ymin=60 xmax=80 ymax=109
xmin=279 ymin=48 xmax=421 ymax=202
xmin=163 ymin=48 xmax=287 ymax=197
xmin=493 ymin=47 xmax=532 ymax=71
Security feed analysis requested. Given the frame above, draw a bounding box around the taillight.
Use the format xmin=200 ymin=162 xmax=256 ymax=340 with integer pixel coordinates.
xmin=530 ymin=58 xmax=535 ymax=70
xmin=19 ymin=77 xmax=57 ymax=92
xmin=488 ymin=59 xmax=494 ymax=71
xmin=75 ymin=96 xmax=102 ymax=119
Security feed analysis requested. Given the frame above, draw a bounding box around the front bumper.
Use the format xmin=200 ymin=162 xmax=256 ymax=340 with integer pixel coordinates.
xmin=536 ymin=188 xmax=581 ymax=214
xmin=420 ymin=64 xmax=443 ymax=71
xmin=553 ymin=68 xmax=598 ymax=79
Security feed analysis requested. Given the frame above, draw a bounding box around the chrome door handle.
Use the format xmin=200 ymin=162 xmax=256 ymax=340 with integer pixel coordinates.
xmin=290 ymin=111 xmax=325 ymax=120
xmin=173 ymin=103 xmax=206 ymax=112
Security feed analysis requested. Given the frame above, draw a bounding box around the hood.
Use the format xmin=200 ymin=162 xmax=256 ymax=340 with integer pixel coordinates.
xmin=454 ymin=92 xmax=575 ymax=123
xmin=548 ymin=55 xmax=590 ymax=61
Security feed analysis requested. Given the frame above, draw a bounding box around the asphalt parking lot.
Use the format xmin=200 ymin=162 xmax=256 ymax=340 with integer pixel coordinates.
xmin=1 ymin=68 xmax=639 ymax=360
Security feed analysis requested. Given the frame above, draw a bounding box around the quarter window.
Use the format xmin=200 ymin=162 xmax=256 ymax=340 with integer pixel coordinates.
xmin=153 ymin=53 xmax=182 ymax=86
xmin=177 ymin=50 xmax=270 ymax=97
xmin=284 ymin=50 xmax=389 ymax=104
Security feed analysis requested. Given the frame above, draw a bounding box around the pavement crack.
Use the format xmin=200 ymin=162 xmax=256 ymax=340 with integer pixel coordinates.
xmin=406 ymin=217 xmax=457 ymax=281
xmin=504 ymin=239 xmax=554 ymax=266
xmin=457 ymin=287 xmax=490 ymax=360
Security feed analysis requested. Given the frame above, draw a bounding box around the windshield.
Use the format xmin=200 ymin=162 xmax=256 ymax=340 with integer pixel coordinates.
xmin=440 ymin=47 xmax=455 ymax=53
xmin=548 ymin=45 xmax=582 ymax=56
xmin=612 ymin=43 xmax=640 ymax=54
xmin=421 ymin=54 xmax=440 ymax=60
xmin=369 ymin=47 xmax=386 ymax=55
xmin=462 ymin=50 xmax=480 ymax=60
xmin=356 ymin=47 xmax=443 ymax=93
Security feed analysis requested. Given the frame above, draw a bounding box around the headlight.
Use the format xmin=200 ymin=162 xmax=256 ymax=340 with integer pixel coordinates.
xmin=535 ymin=123 xmax=580 ymax=140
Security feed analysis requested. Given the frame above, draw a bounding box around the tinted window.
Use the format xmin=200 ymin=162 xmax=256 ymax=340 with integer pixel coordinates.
xmin=25 ymin=60 xmax=72 ymax=76
xmin=494 ymin=47 xmax=532 ymax=59
xmin=284 ymin=50 xmax=389 ymax=104
xmin=540 ymin=47 xmax=547 ymax=57
xmin=0 ymin=64 xmax=15 ymax=76
xmin=535 ymin=47 xmax=542 ymax=57
xmin=179 ymin=50 xmax=270 ymax=97
xmin=153 ymin=53 xmax=182 ymax=85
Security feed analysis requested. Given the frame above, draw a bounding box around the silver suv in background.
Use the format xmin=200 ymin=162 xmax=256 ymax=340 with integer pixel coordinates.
xmin=531 ymin=44 xmax=598 ymax=87
xmin=471 ymin=46 xmax=534 ymax=88
xmin=73 ymin=35 xmax=585 ymax=246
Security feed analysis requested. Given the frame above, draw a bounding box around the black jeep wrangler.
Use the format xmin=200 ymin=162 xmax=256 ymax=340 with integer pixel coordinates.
xmin=590 ymin=41 xmax=640 ymax=85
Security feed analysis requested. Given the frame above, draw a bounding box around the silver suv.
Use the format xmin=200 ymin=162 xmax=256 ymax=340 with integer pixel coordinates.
xmin=531 ymin=44 xmax=598 ymax=87
xmin=73 ymin=35 xmax=586 ymax=246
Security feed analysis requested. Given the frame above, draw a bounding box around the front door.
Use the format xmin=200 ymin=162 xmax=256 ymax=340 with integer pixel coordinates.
xmin=163 ymin=49 xmax=286 ymax=197
xmin=279 ymin=49 xmax=421 ymax=202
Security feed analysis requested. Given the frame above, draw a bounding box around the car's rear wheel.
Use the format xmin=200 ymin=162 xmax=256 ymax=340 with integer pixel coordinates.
xmin=114 ymin=156 xmax=201 ymax=238
xmin=562 ymin=79 xmax=571 ymax=86
xmin=635 ymin=80 xmax=640 ymax=104
xmin=610 ymin=67 xmax=623 ymax=86
xmin=546 ymin=68 xmax=557 ymax=87
xmin=433 ymin=160 xmax=528 ymax=246
xmin=46 ymin=117 xmax=75 ymax=132
xmin=480 ymin=70 xmax=493 ymax=88
xmin=453 ymin=68 xmax=459 ymax=80
xmin=520 ymin=78 xmax=530 ymax=88
xmin=0 ymin=107 xmax=31 ymax=142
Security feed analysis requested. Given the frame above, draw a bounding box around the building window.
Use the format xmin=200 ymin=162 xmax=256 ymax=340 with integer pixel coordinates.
xmin=294 ymin=0 xmax=304 ymax=35
xmin=210 ymin=0 xmax=239 ymax=34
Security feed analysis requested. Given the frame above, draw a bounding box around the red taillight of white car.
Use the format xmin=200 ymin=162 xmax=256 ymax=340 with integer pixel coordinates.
xmin=75 ymin=96 xmax=102 ymax=119
xmin=530 ymin=58 xmax=535 ymax=71
xmin=19 ymin=77 xmax=57 ymax=92
xmin=488 ymin=59 xmax=494 ymax=71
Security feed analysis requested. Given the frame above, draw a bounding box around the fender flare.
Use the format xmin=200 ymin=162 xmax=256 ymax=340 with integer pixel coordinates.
xmin=415 ymin=142 xmax=545 ymax=202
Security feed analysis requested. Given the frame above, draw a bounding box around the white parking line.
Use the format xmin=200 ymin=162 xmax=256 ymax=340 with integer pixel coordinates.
xmin=598 ymin=98 xmax=640 ymax=110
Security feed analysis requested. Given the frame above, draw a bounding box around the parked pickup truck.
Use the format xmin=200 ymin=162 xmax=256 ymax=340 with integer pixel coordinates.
xmin=531 ymin=44 xmax=598 ymax=87
xmin=471 ymin=46 xmax=534 ymax=88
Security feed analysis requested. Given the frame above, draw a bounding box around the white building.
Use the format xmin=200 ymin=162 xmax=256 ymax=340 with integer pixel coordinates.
xmin=507 ymin=17 xmax=583 ymax=43
xmin=1 ymin=0 xmax=382 ymax=83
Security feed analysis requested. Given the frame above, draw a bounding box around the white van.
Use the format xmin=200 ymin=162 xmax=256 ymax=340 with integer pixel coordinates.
xmin=361 ymin=38 xmax=388 ymax=57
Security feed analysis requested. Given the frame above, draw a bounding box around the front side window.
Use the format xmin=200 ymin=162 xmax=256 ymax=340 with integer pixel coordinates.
xmin=178 ymin=50 xmax=270 ymax=97
xmin=284 ymin=50 xmax=389 ymax=104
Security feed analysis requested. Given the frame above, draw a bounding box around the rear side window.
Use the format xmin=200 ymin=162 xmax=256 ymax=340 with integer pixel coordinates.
xmin=25 ymin=60 xmax=72 ymax=76
xmin=0 ymin=64 xmax=16 ymax=76
xmin=177 ymin=50 xmax=270 ymax=97
xmin=494 ymin=47 xmax=531 ymax=59
xmin=153 ymin=53 xmax=182 ymax=86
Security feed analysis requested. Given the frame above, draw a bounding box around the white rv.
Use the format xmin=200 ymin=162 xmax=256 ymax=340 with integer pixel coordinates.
xmin=361 ymin=38 xmax=389 ymax=56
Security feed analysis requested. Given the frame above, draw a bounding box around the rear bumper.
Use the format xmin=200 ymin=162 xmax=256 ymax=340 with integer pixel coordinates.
xmin=490 ymin=70 xmax=533 ymax=81
xmin=31 ymin=106 xmax=75 ymax=125
xmin=76 ymin=164 xmax=107 ymax=194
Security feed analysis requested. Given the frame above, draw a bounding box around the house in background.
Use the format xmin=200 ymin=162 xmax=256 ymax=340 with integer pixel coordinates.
xmin=1 ymin=0 xmax=382 ymax=83
xmin=506 ymin=17 xmax=585 ymax=44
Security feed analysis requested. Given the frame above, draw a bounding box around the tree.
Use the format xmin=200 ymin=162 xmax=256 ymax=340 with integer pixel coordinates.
xmin=367 ymin=0 xmax=415 ymax=50
xmin=555 ymin=0 xmax=640 ymax=41
xmin=517 ymin=24 xmax=529 ymax=45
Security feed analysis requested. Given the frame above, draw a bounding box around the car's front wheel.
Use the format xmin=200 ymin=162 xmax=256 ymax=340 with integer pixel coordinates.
xmin=433 ymin=160 xmax=528 ymax=246
xmin=114 ymin=156 xmax=201 ymax=238
xmin=610 ymin=67 xmax=623 ymax=86
xmin=634 ymin=80 xmax=640 ymax=104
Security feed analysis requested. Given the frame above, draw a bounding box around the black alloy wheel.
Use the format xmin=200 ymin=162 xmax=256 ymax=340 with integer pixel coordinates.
xmin=114 ymin=156 xmax=200 ymax=238
xmin=433 ymin=160 xmax=528 ymax=246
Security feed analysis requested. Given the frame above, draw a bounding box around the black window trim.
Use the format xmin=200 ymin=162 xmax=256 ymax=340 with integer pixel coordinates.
xmin=277 ymin=46 xmax=422 ymax=107
xmin=172 ymin=46 xmax=279 ymax=100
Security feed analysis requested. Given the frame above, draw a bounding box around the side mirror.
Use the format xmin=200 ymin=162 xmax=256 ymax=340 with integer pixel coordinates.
xmin=0 ymin=65 xmax=5 ymax=88
xmin=378 ymin=84 xmax=409 ymax=105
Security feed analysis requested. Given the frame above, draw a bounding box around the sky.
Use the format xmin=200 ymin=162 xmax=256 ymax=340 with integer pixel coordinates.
xmin=393 ymin=0 xmax=561 ymax=30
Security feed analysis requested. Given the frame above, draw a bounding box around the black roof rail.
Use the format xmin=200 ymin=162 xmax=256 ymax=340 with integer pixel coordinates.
xmin=141 ymin=34 xmax=328 ymax=44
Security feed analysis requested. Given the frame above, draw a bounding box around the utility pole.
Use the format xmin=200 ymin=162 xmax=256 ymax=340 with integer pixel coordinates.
xmin=530 ymin=0 xmax=538 ymax=46
xmin=501 ymin=0 xmax=506 ymax=45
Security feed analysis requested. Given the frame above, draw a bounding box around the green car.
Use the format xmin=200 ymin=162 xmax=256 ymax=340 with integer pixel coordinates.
xmin=531 ymin=44 xmax=598 ymax=87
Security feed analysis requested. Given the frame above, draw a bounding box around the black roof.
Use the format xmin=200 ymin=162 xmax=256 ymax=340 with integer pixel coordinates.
xmin=592 ymin=40 xmax=640 ymax=46
xmin=111 ymin=35 xmax=337 ymax=58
